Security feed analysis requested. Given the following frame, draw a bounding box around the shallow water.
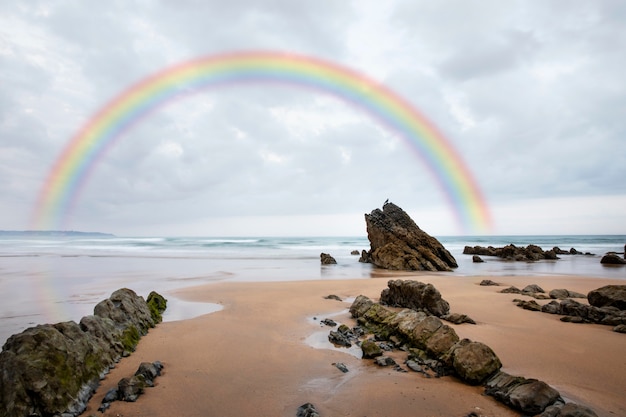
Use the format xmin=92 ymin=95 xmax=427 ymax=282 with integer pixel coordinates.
xmin=1 ymin=235 xmax=624 ymax=345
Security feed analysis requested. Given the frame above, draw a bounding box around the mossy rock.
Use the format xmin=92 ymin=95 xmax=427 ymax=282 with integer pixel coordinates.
xmin=147 ymin=291 xmax=168 ymax=323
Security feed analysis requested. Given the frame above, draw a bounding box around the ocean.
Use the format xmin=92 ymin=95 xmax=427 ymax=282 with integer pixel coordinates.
xmin=1 ymin=234 xmax=624 ymax=345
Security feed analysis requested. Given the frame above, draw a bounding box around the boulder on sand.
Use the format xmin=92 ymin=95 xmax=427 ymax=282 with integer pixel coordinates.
xmin=361 ymin=202 xmax=457 ymax=271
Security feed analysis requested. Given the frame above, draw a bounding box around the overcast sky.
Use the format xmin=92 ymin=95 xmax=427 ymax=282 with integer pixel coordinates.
xmin=1 ymin=1 xmax=625 ymax=236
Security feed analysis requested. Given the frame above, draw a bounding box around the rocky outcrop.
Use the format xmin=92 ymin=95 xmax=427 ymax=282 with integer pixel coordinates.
xmin=0 ymin=288 xmax=165 ymax=417
xmin=600 ymin=253 xmax=626 ymax=265
xmin=463 ymin=244 xmax=592 ymax=262
xmin=380 ymin=279 xmax=450 ymax=317
xmin=99 ymin=361 xmax=163 ymax=411
xmin=587 ymin=285 xmax=626 ymax=309
xmin=320 ymin=253 xmax=337 ymax=265
xmin=345 ymin=279 xmax=596 ymax=415
xmin=361 ymin=202 xmax=457 ymax=271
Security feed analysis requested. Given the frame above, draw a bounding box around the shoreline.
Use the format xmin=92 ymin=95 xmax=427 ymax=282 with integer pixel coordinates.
xmin=84 ymin=275 xmax=625 ymax=417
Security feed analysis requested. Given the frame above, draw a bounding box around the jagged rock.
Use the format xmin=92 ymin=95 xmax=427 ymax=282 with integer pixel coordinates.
xmin=549 ymin=289 xmax=587 ymax=300
xmin=479 ymin=279 xmax=500 ymax=286
xmin=587 ymin=285 xmax=626 ymax=310
xmin=514 ymin=299 xmax=543 ymax=312
xmin=442 ymin=313 xmax=476 ymax=325
xmin=320 ymin=253 xmax=337 ymax=265
xmin=485 ymin=371 xmax=562 ymax=415
xmin=0 ymin=289 xmax=165 ymax=417
xmin=361 ymin=340 xmax=383 ymax=359
xmin=600 ymin=254 xmax=626 ymax=265
xmin=146 ymin=291 xmax=168 ymax=324
xmin=362 ymin=202 xmax=457 ymax=271
xmin=135 ymin=361 xmax=163 ymax=387
xmin=380 ymin=279 xmax=450 ymax=317
xmin=297 ymin=402 xmax=320 ymax=417
xmin=500 ymin=286 xmax=522 ymax=294
xmin=118 ymin=375 xmax=146 ymax=402
xmin=464 ymin=244 xmax=563 ymax=262
xmin=472 ymin=255 xmax=484 ymax=263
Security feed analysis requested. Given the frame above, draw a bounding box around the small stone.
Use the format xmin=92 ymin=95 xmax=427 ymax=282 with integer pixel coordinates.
xmin=479 ymin=279 xmax=500 ymax=286
xmin=320 ymin=318 xmax=337 ymax=327
xmin=297 ymin=402 xmax=320 ymax=417
xmin=375 ymin=356 xmax=396 ymax=367
xmin=333 ymin=362 xmax=349 ymax=373
xmin=324 ymin=294 xmax=342 ymax=301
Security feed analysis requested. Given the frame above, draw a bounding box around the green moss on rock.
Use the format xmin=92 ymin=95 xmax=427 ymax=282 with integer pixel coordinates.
xmin=147 ymin=291 xmax=168 ymax=323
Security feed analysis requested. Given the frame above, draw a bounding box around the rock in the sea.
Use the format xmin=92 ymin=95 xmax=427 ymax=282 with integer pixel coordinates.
xmin=472 ymin=255 xmax=484 ymax=263
xmin=320 ymin=252 xmax=337 ymax=265
xmin=464 ymin=244 xmax=564 ymax=262
xmin=380 ymin=279 xmax=450 ymax=317
xmin=0 ymin=288 xmax=165 ymax=417
xmin=600 ymin=253 xmax=626 ymax=265
xmin=587 ymin=285 xmax=626 ymax=310
xmin=362 ymin=202 xmax=457 ymax=271
xmin=297 ymin=402 xmax=320 ymax=417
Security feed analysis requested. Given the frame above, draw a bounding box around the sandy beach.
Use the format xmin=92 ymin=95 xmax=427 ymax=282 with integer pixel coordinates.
xmin=83 ymin=274 xmax=626 ymax=417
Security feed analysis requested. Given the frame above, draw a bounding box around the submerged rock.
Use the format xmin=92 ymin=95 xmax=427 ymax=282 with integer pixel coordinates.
xmin=361 ymin=202 xmax=457 ymax=271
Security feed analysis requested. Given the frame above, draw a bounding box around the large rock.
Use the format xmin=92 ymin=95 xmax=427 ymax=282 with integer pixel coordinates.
xmin=485 ymin=371 xmax=562 ymax=415
xmin=600 ymin=254 xmax=626 ymax=265
xmin=380 ymin=279 xmax=450 ymax=317
xmin=587 ymin=285 xmax=626 ymax=310
xmin=0 ymin=288 xmax=165 ymax=417
xmin=448 ymin=339 xmax=502 ymax=385
xmin=362 ymin=202 xmax=457 ymax=271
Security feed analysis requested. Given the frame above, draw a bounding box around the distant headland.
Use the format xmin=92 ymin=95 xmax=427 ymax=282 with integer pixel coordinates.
xmin=0 ymin=230 xmax=115 ymax=237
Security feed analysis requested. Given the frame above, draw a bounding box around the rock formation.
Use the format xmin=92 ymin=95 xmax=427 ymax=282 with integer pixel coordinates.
xmin=463 ymin=244 xmax=593 ymax=262
xmin=320 ymin=253 xmax=337 ymax=265
xmin=600 ymin=253 xmax=626 ymax=265
xmin=380 ymin=279 xmax=450 ymax=317
xmin=343 ymin=279 xmax=597 ymax=416
xmin=360 ymin=202 xmax=457 ymax=271
xmin=0 ymin=288 xmax=165 ymax=417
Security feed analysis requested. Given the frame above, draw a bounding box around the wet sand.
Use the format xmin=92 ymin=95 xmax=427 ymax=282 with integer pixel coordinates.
xmin=85 ymin=275 xmax=626 ymax=417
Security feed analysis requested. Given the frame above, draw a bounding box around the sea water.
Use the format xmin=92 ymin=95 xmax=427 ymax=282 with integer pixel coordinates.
xmin=1 ymin=235 xmax=624 ymax=345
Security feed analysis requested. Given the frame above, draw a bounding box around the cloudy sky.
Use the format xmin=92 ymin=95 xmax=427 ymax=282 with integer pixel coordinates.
xmin=1 ymin=1 xmax=625 ymax=236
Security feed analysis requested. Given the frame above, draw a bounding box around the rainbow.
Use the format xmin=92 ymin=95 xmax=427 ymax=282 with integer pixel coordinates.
xmin=32 ymin=51 xmax=491 ymax=232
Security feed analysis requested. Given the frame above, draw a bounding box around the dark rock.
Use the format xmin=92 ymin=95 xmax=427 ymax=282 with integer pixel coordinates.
xmin=361 ymin=339 xmax=383 ymax=358
xmin=135 ymin=361 xmax=163 ymax=387
xmin=362 ymin=202 xmax=457 ymax=271
xmin=380 ymin=279 xmax=450 ymax=317
xmin=514 ymin=299 xmax=543 ymax=312
xmin=561 ymin=316 xmax=585 ymax=323
xmin=485 ymin=371 xmax=561 ymax=415
xmin=146 ymin=291 xmax=167 ymax=324
xmin=350 ymin=250 xmax=360 ymax=255
xmin=0 ymin=288 xmax=165 ymax=417
xmin=472 ymin=255 xmax=484 ymax=263
xmin=449 ymin=339 xmax=502 ymax=385
xmin=297 ymin=402 xmax=320 ymax=417
xmin=600 ymin=253 xmax=626 ymax=265
xmin=329 ymin=324 xmax=353 ymax=347
xmin=549 ymin=289 xmax=587 ymax=300
xmin=405 ymin=359 xmax=423 ymax=373
xmin=375 ymin=356 xmax=397 ymax=366
xmin=320 ymin=318 xmax=337 ymax=327
xmin=464 ymin=244 xmax=564 ymax=262
xmin=479 ymin=279 xmax=500 ymax=286
xmin=320 ymin=253 xmax=337 ymax=265
xmin=358 ymin=249 xmax=371 ymax=263
xmin=522 ymin=284 xmax=545 ymax=293
xmin=500 ymin=286 xmax=522 ymax=294
xmin=442 ymin=313 xmax=476 ymax=325
xmin=118 ymin=375 xmax=146 ymax=402
xmin=587 ymin=285 xmax=626 ymax=310
xmin=333 ymin=362 xmax=349 ymax=373
xmin=324 ymin=294 xmax=342 ymax=301
xmin=541 ymin=301 xmax=563 ymax=314
xmin=538 ymin=402 xmax=599 ymax=417
xmin=613 ymin=324 xmax=626 ymax=333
